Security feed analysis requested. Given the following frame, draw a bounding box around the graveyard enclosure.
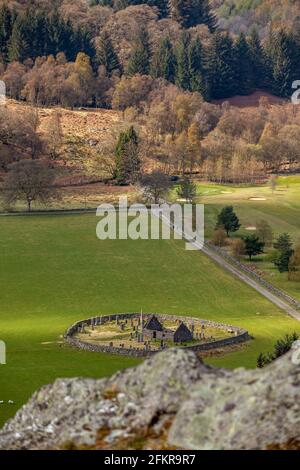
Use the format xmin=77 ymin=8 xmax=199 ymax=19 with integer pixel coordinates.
xmin=65 ymin=313 xmax=250 ymax=357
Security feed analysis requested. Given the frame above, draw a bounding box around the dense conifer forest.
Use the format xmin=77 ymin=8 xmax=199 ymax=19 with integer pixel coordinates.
xmin=0 ymin=1 xmax=299 ymax=106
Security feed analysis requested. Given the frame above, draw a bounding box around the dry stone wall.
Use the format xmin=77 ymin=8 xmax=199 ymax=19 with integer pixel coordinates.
xmin=64 ymin=313 xmax=250 ymax=357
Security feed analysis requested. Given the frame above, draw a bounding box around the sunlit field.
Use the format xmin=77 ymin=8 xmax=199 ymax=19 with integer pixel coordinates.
xmin=192 ymin=176 xmax=300 ymax=300
xmin=1 ymin=211 xmax=299 ymax=426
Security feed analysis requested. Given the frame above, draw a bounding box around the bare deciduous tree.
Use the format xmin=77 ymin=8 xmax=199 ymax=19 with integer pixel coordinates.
xmin=231 ymin=238 xmax=246 ymax=260
xmin=45 ymin=111 xmax=63 ymax=160
xmin=3 ymin=160 xmax=57 ymax=211
xmin=211 ymin=228 xmax=227 ymax=247
xmin=140 ymin=171 xmax=171 ymax=203
xmin=256 ymin=219 xmax=273 ymax=247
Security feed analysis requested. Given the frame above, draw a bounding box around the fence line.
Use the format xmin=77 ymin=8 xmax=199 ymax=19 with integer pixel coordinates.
xmin=205 ymin=241 xmax=300 ymax=309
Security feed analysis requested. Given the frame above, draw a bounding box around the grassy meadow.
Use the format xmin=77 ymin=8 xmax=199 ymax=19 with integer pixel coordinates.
xmin=191 ymin=176 xmax=300 ymax=300
xmin=1 ymin=208 xmax=300 ymax=426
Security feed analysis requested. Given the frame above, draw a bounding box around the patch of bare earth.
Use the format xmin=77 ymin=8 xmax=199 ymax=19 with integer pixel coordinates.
xmin=213 ymin=90 xmax=286 ymax=108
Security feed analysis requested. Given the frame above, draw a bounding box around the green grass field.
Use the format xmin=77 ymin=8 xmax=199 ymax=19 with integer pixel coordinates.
xmin=1 ymin=211 xmax=300 ymax=427
xmin=200 ymin=178 xmax=300 ymax=240
xmin=186 ymin=176 xmax=300 ymax=300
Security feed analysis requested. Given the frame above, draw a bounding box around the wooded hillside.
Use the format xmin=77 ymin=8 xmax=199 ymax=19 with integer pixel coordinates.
xmin=0 ymin=1 xmax=299 ymax=106
xmin=214 ymin=0 xmax=300 ymax=35
xmin=1 ymin=0 xmax=300 ymax=199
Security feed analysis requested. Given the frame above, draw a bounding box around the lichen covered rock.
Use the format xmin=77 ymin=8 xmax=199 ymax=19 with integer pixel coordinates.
xmin=0 ymin=348 xmax=299 ymax=450
xmin=169 ymin=353 xmax=300 ymax=449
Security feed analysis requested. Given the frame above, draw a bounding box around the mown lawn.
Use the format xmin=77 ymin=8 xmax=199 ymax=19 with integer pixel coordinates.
xmin=197 ymin=176 xmax=300 ymax=236
xmin=178 ymin=176 xmax=300 ymax=300
xmin=0 ymin=212 xmax=299 ymax=426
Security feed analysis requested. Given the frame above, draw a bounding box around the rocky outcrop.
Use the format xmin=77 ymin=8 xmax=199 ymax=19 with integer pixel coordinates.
xmin=0 ymin=348 xmax=300 ymax=450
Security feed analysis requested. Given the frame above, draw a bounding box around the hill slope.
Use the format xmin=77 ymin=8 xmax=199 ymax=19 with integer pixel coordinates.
xmin=214 ymin=0 xmax=300 ymax=34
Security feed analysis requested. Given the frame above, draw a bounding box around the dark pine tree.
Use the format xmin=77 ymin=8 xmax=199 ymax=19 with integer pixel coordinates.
xmin=294 ymin=28 xmax=300 ymax=80
xmin=287 ymin=30 xmax=300 ymax=86
xmin=63 ymin=19 xmax=77 ymax=59
xmin=48 ymin=13 xmax=76 ymax=59
xmin=127 ymin=27 xmax=150 ymax=76
xmin=275 ymin=249 xmax=294 ymax=273
xmin=150 ymin=36 xmax=175 ymax=82
xmin=200 ymin=0 xmax=217 ymax=32
xmin=147 ymin=0 xmax=169 ymax=18
xmin=22 ymin=9 xmax=37 ymax=58
xmin=96 ymin=32 xmax=121 ymax=75
xmin=114 ymin=126 xmax=140 ymax=183
xmin=62 ymin=23 xmax=96 ymax=62
xmin=168 ymin=0 xmax=217 ymax=30
xmin=235 ymin=32 xmax=254 ymax=95
xmin=76 ymin=26 xmax=96 ymax=63
xmin=273 ymin=232 xmax=294 ymax=273
xmin=188 ymin=35 xmax=208 ymax=97
xmin=247 ymin=28 xmax=267 ymax=89
xmin=33 ymin=13 xmax=50 ymax=58
xmin=7 ymin=10 xmax=81 ymax=62
xmin=175 ymin=30 xmax=190 ymax=90
xmin=70 ymin=27 xmax=84 ymax=60
xmin=207 ymin=32 xmax=238 ymax=99
xmin=48 ymin=13 xmax=64 ymax=56
xmin=265 ymin=29 xmax=295 ymax=97
xmin=0 ymin=4 xmax=13 ymax=62
xmin=168 ymin=0 xmax=188 ymax=26
xmin=216 ymin=205 xmax=240 ymax=236
xmin=8 ymin=15 xmax=29 ymax=62
xmin=244 ymin=234 xmax=265 ymax=261
xmin=274 ymin=233 xmax=293 ymax=252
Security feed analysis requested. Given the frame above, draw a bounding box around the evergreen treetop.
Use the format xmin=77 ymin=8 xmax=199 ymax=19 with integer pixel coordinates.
xmin=216 ymin=206 xmax=240 ymax=236
xmin=97 ymin=33 xmax=121 ymax=75
xmin=150 ymin=36 xmax=175 ymax=82
xmin=127 ymin=27 xmax=150 ymax=76
xmin=175 ymin=30 xmax=190 ymax=90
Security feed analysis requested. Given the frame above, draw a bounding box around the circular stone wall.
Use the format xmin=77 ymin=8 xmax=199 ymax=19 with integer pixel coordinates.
xmin=64 ymin=313 xmax=250 ymax=357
